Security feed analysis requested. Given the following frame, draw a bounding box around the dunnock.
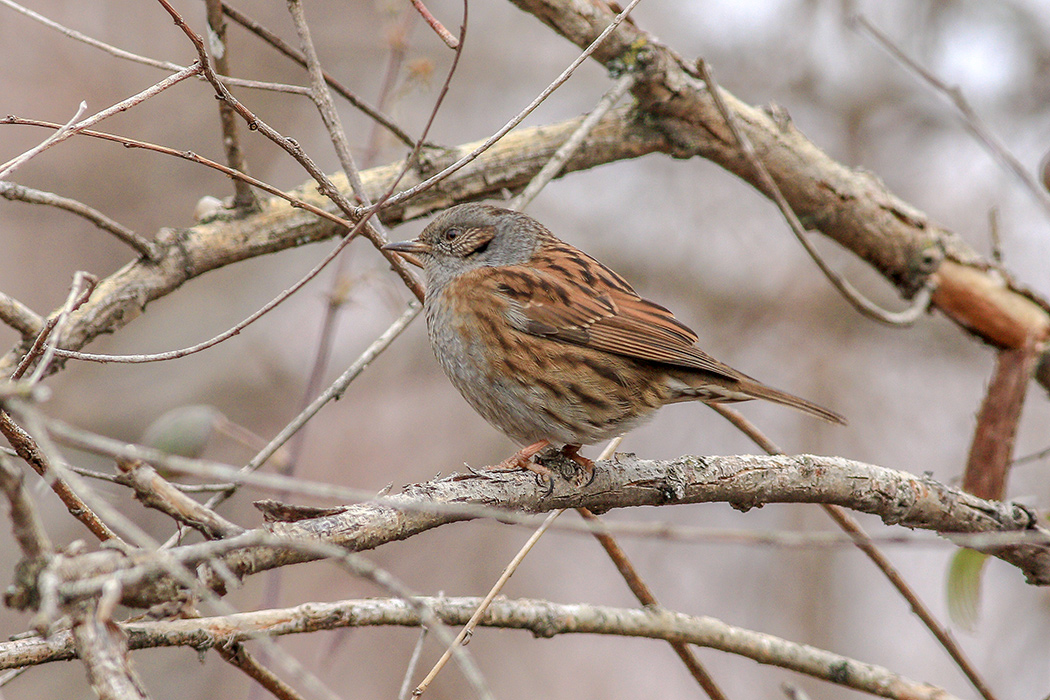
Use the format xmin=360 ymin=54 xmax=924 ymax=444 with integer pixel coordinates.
xmin=384 ymin=203 xmax=844 ymax=479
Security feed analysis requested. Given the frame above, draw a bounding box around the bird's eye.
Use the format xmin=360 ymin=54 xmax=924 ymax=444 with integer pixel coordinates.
xmin=444 ymin=227 xmax=461 ymax=242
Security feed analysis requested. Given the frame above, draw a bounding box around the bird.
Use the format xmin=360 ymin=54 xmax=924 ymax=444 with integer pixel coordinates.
xmin=383 ymin=203 xmax=844 ymax=481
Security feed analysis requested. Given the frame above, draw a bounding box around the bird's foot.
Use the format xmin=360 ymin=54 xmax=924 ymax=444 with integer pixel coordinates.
xmin=489 ymin=440 xmax=554 ymax=489
xmin=560 ymin=445 xmax=597 ymax=487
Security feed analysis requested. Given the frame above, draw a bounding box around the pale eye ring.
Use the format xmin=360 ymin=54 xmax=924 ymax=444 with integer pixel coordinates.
xmin=443 ymin=227 xmax=461 ymax=242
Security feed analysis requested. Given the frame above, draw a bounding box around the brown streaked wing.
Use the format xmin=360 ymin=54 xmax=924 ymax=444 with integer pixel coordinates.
xmin=480 ymin=256 xmax=746 ymax=382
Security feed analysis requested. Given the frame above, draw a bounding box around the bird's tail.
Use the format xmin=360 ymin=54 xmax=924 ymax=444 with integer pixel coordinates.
xmin=734 ymin=379 xmax=847 ymax=425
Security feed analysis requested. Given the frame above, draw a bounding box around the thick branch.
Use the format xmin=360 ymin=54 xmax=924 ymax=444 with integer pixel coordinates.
xmin=13 ymin=454 xmax=1046 ymax=616
xmin=2 ymin=596 xmax=959 ymax=700
xmin=508 ymin=0 xmax=1050 ymax=361
xmin=0 ymin=108 xmax=665 ymax=375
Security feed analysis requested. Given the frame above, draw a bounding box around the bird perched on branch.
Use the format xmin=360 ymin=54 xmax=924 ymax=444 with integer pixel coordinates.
xmin=384 ymin=203 xmax=844 ymax=481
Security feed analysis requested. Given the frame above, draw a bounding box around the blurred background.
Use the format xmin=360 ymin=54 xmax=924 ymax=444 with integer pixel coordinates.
xmin=1 ymin=0 xmax=1049 ymax=698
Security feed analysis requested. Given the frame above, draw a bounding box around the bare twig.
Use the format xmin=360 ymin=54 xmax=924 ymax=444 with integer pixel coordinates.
xmin=242 ymin=302 xmax=420 ymax=475
xmin=26 ymin=271 xmax=96 ymax=384
xmin=414 ymin=508 xmax=562 ymax=696
xmin=204 ymin=0 xmax=257 ymax=210
xmin=850 ymin=13 xmax=1050 ymax=220
xmin=696 ymin=60 xmax=932 ymax=326
xmin=215 ymin=641 xmax=305 ymax=700
xmin=1 ymin=118 xmax=349 ymax=230
xmin=0 ymin=412 xmax=119 ymax=542
xmin=0 ymin=0 xmax=308 ymax=96
xmin=115 ymin=460 xmax=243 ymax=540
xmin=399 ymin=628 xmax=428 ymax=700
xmin=0 ymin=182 xmax=159 ymax=260
xmin=577 ymin=507 xmax=729 ymax=700
xmin=53 ymin=215 xmax=375 ymax=365
xmin=1 ymin=62 xmax=202 ymax=176
xmin=156 ymin=0 xmax=427 ymax=302
xmin=11 ymin=404 xmax=461 ymax=700
xmin=383 ymin=0 xmax=643 ymax=209
xmin=220 ymin=0 xmax=418 ymax=149
xmin=411 ymin=0 xmax=459 ymax=49
xmin=71 ymin=594 xmax=151 ymax=700
xmin=0 ymin=101 xmax=86 ymax=178
xmin=509 ymin=71 xmax=637 ymax=211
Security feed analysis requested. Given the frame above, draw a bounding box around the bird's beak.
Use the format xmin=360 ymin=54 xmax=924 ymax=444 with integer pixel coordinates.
xmin=382 ymin=239 xmax=429 ymax=268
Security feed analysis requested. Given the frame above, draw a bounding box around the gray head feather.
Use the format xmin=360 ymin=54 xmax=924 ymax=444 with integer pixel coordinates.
xmin=416 ymin=203 xmax=545 ymax=295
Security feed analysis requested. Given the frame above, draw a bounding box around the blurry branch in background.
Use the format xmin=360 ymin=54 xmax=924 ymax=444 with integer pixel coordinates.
xmin=1 ymin=596 xmax=963 ymax=700
xmin=849 ymin=13 xmax=1050 ymax=219
xmin=0 ymin=0 xmax=314 ymax=96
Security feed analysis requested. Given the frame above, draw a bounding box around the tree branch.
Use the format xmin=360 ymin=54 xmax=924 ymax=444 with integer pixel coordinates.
xmin=4 ymin=596 xmax=961 ymax=700
xmin=9 ymin=453 xmax=1045 ymax=617
xmin=507 ymin=0 xmax=1050 ymax=359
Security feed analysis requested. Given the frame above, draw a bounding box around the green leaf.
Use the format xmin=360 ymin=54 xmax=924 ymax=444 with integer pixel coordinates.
xmin=946 ymin=548 xmax=989 ymax=632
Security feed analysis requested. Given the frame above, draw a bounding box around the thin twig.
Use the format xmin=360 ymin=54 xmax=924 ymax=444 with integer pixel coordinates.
xmin=414 ymin=437 xmax=624 ymax=696
xmin=1 ymin=63 xmax=201 ymax=176
xmin=243 ymin=303 xmax=420 ymax=475
xmin=0 ymin=455 xmax=53 ymax=558
xmin=988 ymin=208 xmax=1002 ymax=264
xmin=383 ymin=0 xmax=643 ymax=209
xmin=0 ymin=182 xmax=159 ymax=260
xmin=153 ymin=303 xmax=420 ymax=550
xmin=364 ymin=9 xmax=417 ymax=165
xmin=850 ymin=13 xmax=1050 ymax=220
xmin=204 ymin=0 xmax=257 ymax=210
xmin=696 ymin=60 xmax=932 ymax=326
xmin=410 ymin=0 xmax=459 ymax=49
xmin=413 ymin=508 xmax=563 ymax=696
xmin=0 ymin=411 xmax=119 ymax=542
xmin=0 ymin=102 xmax=86 ymax=178
xmin=115 ymin=459 xmax=243 ymax=540
xmin=26 ymin=272 xmax=96 ymax=384
xmin=11 ymin=404 xmax=446 ymax=700
xmin=0 ymin=0 xmax=309 ymax=96
xmin=1 ymin=118 xmax=348 ymax=230
xmin=510 ymin=71 xmax=637 ymax=211
xmin=709 ymin=404 xmax=998 ymax=700
xmin=220 ymin=0 xmax=418 ymax=148
xmin=578 ymin=508 xmax=729 ymax=700
xmin=53 ymin=217 xmax=374 ymax=364
xmin=399 ymin=627 xmax=428 ymax=700
xmin=215 ymin=641 xmax=306 ymax=700
xmin=157 ymin=0 xmax=427 ymax=301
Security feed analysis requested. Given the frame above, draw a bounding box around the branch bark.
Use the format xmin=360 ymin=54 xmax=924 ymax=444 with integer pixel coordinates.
xmin=2 ymin=596 xmax=961 ymax=700
xmin=7 ymin=454 xmax=1044 ymax=617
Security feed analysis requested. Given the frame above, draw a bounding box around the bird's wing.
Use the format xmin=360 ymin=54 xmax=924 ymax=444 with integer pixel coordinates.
xmin=480 ymin=249 xmax=744 ymax=381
